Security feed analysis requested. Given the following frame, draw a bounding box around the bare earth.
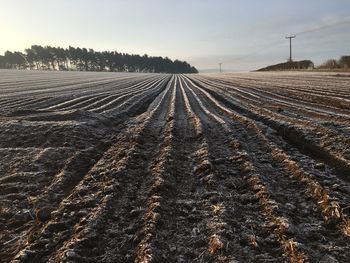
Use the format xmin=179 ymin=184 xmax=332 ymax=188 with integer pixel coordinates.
xmin=0 ymin=69 xmax=349 ymax=263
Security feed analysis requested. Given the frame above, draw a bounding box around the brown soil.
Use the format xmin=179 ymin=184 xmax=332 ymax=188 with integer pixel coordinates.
xmin=0 ymin=70 xmax=349 ymax=263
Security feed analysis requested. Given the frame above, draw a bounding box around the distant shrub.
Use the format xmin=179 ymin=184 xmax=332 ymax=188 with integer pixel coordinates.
xmin=339 ymin=56 xmax=350 ymax=68
xmin=318 ymin=59 xmax=340 ymax=69
xmin=257 ymin=60 xmax=314 ymax=71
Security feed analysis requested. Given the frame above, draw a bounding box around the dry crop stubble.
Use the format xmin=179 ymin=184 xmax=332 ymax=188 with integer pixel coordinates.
xmin=0 ymin=69 xmax=349 ymax=262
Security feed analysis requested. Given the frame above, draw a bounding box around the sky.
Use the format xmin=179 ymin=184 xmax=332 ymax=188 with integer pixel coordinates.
xmin=1 ymin=0 xmax=350 ymax=72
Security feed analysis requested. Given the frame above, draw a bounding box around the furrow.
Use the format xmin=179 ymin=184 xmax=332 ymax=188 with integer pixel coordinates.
xmin=134 ymin=76 xmax=177 ymax=263
xmin=90 ymin=77 xmax=165 ymax=113
xmin=37 ymin=75 xmax=174 ymax=263
xmin=9 ymin=77 xmax=173 ymax=263
xmin=183 ymin=76 xmax=291 ymax=262
xmin=189 ymin=76 xmax=350 ymax=180
xmin=184 ymin=75 xmax=350 ymax=261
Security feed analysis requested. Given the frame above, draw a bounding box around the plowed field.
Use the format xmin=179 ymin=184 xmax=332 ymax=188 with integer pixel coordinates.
xmin=0 ymin=70 xmax=349 ymax=263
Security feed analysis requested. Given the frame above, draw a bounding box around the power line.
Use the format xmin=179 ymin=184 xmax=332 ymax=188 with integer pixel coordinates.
xmin=202 ymin=16 xmax=350 ymax=69
xmin=226 ymin=17 xmax=350 ymax=63
xmin=285 ymin=35 xmax=296 ymax=61
xmin=296 ymin=16 xmax=350 ymax=35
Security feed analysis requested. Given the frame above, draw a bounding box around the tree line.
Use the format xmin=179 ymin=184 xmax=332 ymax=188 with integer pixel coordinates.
xmin=0 ymin=45 xmax=198 ymax=73
xmin=257 ymin=55 xmax=350 ymax=72
xmin=317 ymin=56 xmax=350 ymax=70
xmin=257 ymin=60 xmax=314 ymax=71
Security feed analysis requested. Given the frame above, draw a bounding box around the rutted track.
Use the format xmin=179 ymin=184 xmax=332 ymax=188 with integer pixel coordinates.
xmin=0 ymin=70 xmax=349 ymax=262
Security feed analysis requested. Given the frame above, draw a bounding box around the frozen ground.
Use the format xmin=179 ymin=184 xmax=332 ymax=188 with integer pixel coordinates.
xmin=0 ymin=70 xmax=349 ymax=262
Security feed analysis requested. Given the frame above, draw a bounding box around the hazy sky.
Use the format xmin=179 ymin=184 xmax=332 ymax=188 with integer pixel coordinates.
xmin=1 ymin=0 xmax=350 ymax=71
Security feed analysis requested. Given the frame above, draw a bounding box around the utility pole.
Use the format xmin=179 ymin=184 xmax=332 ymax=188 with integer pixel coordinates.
xmin=285 ymin=35 xmax=296 ymax=62
xmin=219 ymin=63 xmax=222 ymax=73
